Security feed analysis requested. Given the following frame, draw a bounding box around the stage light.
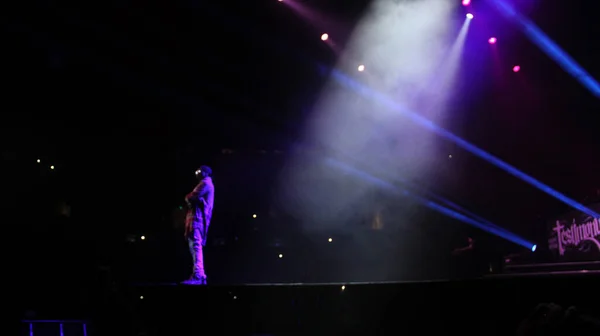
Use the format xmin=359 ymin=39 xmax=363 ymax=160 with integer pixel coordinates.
xmin=329 ymin=59 xmax=600 ymax=219
xmin=341 ymin=285 xmax=346 ymax=290
xmin=531 ymin=244 xmax=537 ymax=252
xmin=140 ymin=296 xmax=144 ymax=299
xmin=357 ymin=65 xmax=365 ymax=72
xmin=466 ymin=13 xmax=473 ymax=19
xmin=278 ymin=254 xmax=283 ymax=258
xmin=37 ymin=159 xmax=41 ymax=163
xmin=328 ymin=238 xmax=333 ymax=242
xmin=513 ymin=65 xmax=520 ymax=72
xmin=491 ymin=0 xmax=600 ymax=99
xmin=488 ymin=37 xmax=497 ymax=44
xmin=50 ymin=165 xmax=55 ymax=170
xmin=448 ymin=154 xmax=453 ymax=159
xmin=321 ymin=33 xmax=329 ymax=41
xmin=141 ymin=236 xmax=146 ymax=240
xmin=252 ymin=214 xmax=257 ymax=218
xmin=462 ymin=0 xmax=471 ymax=5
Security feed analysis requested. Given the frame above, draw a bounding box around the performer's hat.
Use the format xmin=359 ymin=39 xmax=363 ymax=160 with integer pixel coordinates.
xmin=196 ymin=165 xmax=212 ymax=177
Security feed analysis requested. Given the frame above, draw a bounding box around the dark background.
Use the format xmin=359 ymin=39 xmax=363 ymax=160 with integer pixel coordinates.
xmin=3 ymin=0 xmax=599 ymax=291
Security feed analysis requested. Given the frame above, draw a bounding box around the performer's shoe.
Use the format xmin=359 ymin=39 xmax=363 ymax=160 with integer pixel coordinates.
xmin=181 ymin=274 xmax=207 ymax=285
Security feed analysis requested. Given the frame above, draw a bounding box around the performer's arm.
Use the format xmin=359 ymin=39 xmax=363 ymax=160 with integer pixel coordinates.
xmin=452 ymin=241 xmax=474 ymax=255
xmin=186 ymin=182 xmax=208 ymax=206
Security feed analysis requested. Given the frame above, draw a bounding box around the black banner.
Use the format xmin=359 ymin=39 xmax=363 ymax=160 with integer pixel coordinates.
xmin=547 ymin=203 xmax=600 ymax=261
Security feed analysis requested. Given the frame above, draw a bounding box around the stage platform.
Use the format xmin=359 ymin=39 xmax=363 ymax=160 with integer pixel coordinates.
xmin=19 ymin=273 xmax=600 ymax=335
xmin=120 ymin=274 xmax=600 ymax=336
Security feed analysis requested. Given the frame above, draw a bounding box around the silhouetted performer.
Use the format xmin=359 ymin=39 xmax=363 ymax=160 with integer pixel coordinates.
xmin=182 ymin=165 xmax=214 ymax=285
xmin=452 ymin=237 xmax=476 ymax=278
xmin=452 ymin=237 xmax=474 ymax=256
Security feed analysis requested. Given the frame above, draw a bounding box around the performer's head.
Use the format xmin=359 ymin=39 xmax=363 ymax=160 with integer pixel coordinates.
xmin=195 ymin=165 xmax=212 ymax=180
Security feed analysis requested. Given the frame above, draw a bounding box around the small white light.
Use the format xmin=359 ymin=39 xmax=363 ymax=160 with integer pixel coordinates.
xmin=466 ymin=13 xmax=473 ymax=19
xmin=357 ymin=65 xmax=365 ymax=72
xmin=252 ymin=214 xmax=257 ymax=218
xmin=341 ymin=285 xmax=345 ymax=290
xmin=37 ymin=159 xmax=41 ymax=163
xmin=278 ymin=254 xmax=283 ymax=258
xmin=448 ymin=155 xmax=453 ymax=159
xmin=140 ymin=296 xmax=144 ymax=299
xmin=328 ymin=238 xmax=333 ymax=242
xmin=141 ymin=236 xmax=146 ymax=240
xmin=50 ymin=165 xmax=55 ymax=170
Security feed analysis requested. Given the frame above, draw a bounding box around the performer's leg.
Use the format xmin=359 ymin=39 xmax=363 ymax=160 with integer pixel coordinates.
xmin=187 ymin=235 xmax=197 ymax=273
xmin=182 ymin=209 xmax=211 ymax=285
xmin=189 ymin=226 xmax=206 ymax=279
xmin=181 ymin=224 xmax=206 ymax=285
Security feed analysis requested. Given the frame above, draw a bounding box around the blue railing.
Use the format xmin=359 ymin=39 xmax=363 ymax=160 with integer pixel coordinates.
xmin=22 ymin=320 xmax=88 ymax=336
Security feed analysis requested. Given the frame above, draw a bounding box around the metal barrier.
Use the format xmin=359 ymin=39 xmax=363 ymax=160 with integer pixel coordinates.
xmin=22 ymin=320 xmax=88 ymax=336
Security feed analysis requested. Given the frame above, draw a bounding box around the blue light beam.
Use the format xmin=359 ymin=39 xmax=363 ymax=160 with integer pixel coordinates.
xmin=326 ymin=158 xmax=536 ymax=250
xmin=328 ymin=69 xmax=600 ymax=218
xmin=346 ymin=156 xmax=511 ymax=233
xmin=490 ymin=0 xmax=600 ymax=98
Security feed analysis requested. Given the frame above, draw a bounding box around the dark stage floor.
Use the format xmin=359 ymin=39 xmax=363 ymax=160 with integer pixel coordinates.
xmin=122 ymin=273 xmax=600 ymax=336
xmin=21 ymin=273 xmax=600 ymax=336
